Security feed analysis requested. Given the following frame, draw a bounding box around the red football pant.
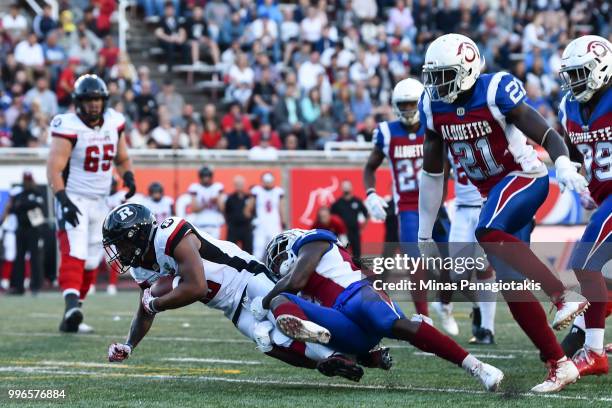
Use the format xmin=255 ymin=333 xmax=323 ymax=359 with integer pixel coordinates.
xmin=1 ymin=261 xmax=12 ymax=280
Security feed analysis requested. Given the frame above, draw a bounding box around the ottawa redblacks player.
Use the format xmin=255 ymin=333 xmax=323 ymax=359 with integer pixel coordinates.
xmin=47 ymin=74 xmax=136 ymax=333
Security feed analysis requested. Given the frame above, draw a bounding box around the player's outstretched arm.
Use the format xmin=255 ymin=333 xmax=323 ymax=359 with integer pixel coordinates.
xmin=418 ymin=130 xmax=445 ymax=241
xmin=507 ymin=103 xmax=587 ymax=193
xmin=262 ymin=240 xmax=330 ymax=309
xmin=151 ymin=234 xmax=208 ymax=312
xmin=108 ymin=290 xmax=155 ymax=362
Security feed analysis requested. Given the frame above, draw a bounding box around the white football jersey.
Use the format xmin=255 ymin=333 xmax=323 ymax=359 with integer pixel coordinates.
xmin=131 ymin=217 xmax=266 ymax=319
xmin=141 ymin=196 xmax=174 ymax=224
xmin=251 ymin=185 xmax=284 ymax=227
xmin=187 ymin=182 xmax=224 ymax=227
xmin=448 ymin=152 xmax=483 ymax=207
xmin=50 ymin=109 xmax=125 ymax=199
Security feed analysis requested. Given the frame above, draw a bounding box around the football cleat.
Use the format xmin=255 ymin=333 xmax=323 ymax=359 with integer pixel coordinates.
xmin=0 ymin=278 xmax=9 ymax=290
xmin=560 ymin=324 xmax=586 ymax=358
xmin=78 ymin=322 xmax=95 ymax=334
xmin=552 ymin=291 xmax=589 ymax=331
xmin=572 ymin=347 xmax=609 ymax=377
xmin=530 ymin=357 xmax=579 ymax=393
xmin=107 ymin=284 xmax=117 ymax=296
xmin=59 ymin=307 xmax=83 ymax=333
xmin=469 ymin=362 xmax=504 ymax=392
xmin=432 ymin=302 xmax=459 ymax=336
xmin=469 ymin=328 xmax=495 ymax=345
xmin=357 ymin=347 xmax=393 ymax=370
xmin=316 ymin=354 xmax=364 ymax=382
xmin=276 ymin=314 xmax=331 ymax=344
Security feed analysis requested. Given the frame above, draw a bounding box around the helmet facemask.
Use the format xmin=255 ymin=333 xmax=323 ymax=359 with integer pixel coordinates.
xmin=560 ymin=62 xmax=596 ymax=102
xmin=265 ymin=233 xmax=298 ymax=282
xmin=393 ymin=100 xmax=419 ymax=125
xmin=422 ymin=65 xmax=463 ymax=103
xmin=103 ymin=223 xmax=156 ymax=274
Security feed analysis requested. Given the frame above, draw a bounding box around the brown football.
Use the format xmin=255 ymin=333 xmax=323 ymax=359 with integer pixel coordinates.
xmin=150 ymin=275 xmax=176 ymax=297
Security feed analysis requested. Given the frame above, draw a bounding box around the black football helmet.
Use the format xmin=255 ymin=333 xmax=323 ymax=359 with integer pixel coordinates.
xmin=103 ymin=203 xmax=157 ymax=274
xmin=148 ymin=181 xmax=164 ymax=196
xmin=73 ymin=74 xmax=109 ymax=124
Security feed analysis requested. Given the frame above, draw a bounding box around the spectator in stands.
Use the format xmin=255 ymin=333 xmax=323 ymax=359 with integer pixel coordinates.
xmin=284 ymin=133 xmax=299 ymax=150
xmin=94 ymin=0 xmax=116 ymax=37
xmin=155 ymin=2 xmax=187 ymax=72
xmin=132 ymin=65 xmax=158 ymax=96
xmin=175 ymin=103 xmax=197 ymax=130
xmin=298 ymin=50 xmax=325 ymax=93
xmin=313 ymin=205 xmax=348 ymax=245
xmin=60 ymin=10 xmax=76 ymax=35
xmin=301 ymin=6 xmax=324 ymax=45
xmin=205 ymin=0 xmax=231 ymax=41
xmin=250 ymin=11 xmax=280 ymax=62
xmin=5 ymin=93 xmax=26 ymax=128
xmin=184 ymin=5 xmax=220 ymax=66
xmin=24 ymin=76 xmax=57 ymax=118
xmin=201 ymin=102 xmax=217 ymax=124
xmin=248 ymin=131 xmax=278 ymax=161
xmin=43 ymin=30 xmax=67 ymax=84
xmin=155 ymin=79 xmax=184 ymax=124
xmin=150 ymin=107 xmax=186 ymax=148
xmin=331 ymin=180 xmax=368 ymax=258
xmin=129 ymin=118 xmax=151 ymax=149
xmin=257 ymin=0 xmax=282 ymax=25
xmin=200 ymin=120 xmax=222 ymax=149
xmin=351 ymin=83 xmax=372 ymax=124
xmin=33 ymin=4 xmax=59 ymax=40
xmin=82 ymin=6 xmax=99 ymax=36
xmin=225 ymin=175 xmax=254 ymax=253
xmin=0 ymin=29 xmax=13 ymax=63
xmin=71 ymin=20 xmax=103 ymax=51
xmin=301 ymin=87 xmax=322 ymax=124
xmin=2 ymin=4 xmax=28 ymax=42
xmin=134 ymin=80 xmax=159 ymax=126
xmin=225 ymin=118 xmax=251 ymax=150
xmin=252 ymin=123 xmax=281 ymax=149
xmin=250 ymin=67 xmax=276 ymax=125
xmin=219 ymin=11 xmax=245 ymax=49
xmin=69 ymin=35 xmax=97 ymax=73
xmin=14 ymin=32 xmax=45 ymax=73
xmin=313 ymin=103 xmax=336 ymax=147
xmin=11 ymin=114 xmax=36 ymax=147
xmin=227 ymin=53 xmax=254 ymax=108
xmin=349 ymin=48 xmax=375 ymax=83
xmin=90 ymin=55 xmax=109 ymax=82
xmin=100 ymin=35 xmax=119 ymax=68
xmin=273 ymin=83 xmax=304 ymax=140
xmin=110 ymin=52 xmax=138 ymax=93
xmin=121 ymin=88 xmax=139 ymax=123
xmin=221 ymin=102 xmax=252 ymax=134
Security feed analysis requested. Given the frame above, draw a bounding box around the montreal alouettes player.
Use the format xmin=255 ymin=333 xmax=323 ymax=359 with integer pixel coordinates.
xmin=47 ymin=74 xmax=136 ymax=333
xmin=557 ymin=35 xmax=612 ymax=376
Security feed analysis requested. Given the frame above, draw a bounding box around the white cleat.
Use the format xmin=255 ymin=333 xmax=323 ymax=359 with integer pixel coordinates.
xmin=106 ymin=284 xmax=117 ymax=296
xmin=87 ymin=284 xmax=96 ymax=296
xmin=531 ymin=357 xmax=580 ymax=393
xmin=276 ymin=314 xmax=331 ymax=345
xmin=0 ymin=279 xmax=8 ymax=290
xmin=552 ymin=291 xmax=589 ymax=331
xmin=432 ymin=302 xmax=459 ymax=336
xmin=470 ymin=362 xmax=504 ymax=392
xmin=78 ymin=323 xmax=95 ymax=334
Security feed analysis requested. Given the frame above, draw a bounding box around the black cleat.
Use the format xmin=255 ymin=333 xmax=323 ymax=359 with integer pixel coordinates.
xmin=59 ymin=307 xmax=83 ymax=333
xmin=469 ymin=328 xmax=495 ymax=345
xmin=561 ymin=324 xmax=586 ymax=358
xmin=357 ymin=347 xmax=393 ymax=370
xmin=316 ymin=354 xmax=364 ymax=382
xmin=471 ymin=307 xmax=481 ymax=338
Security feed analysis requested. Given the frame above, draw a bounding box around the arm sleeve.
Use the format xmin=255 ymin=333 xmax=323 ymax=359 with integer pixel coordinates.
xmin=417 ymin=170 xmax=445 ymax=239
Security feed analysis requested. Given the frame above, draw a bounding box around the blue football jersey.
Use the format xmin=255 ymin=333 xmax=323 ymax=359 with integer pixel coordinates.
xmin=373 ymin=120 xmax=425 ymax=211
xmin=419 ymin=72 xmax=546 ymax=196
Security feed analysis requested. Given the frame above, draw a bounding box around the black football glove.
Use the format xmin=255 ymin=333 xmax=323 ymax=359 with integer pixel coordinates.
xmin=56 ymin=190 xmax=81 ymax=227
xmin=123 ymin=171 xmax=136 ymax=199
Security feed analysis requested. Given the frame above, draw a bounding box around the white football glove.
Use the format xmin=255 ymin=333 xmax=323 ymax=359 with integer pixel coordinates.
xmin=253 ymin=321 xmax=274 ymax=353
xmin=108 ymin=343 xmax=132 ymax=362
xmin=555 ymin=156 xmax=588 ymax=194
xmin=249 ymin=296 xmax=268 ymax=321
xmin=365 ymin=192 xmax=388 ymax=221
xmin=141 ymin=288 xmax=158 ymax=315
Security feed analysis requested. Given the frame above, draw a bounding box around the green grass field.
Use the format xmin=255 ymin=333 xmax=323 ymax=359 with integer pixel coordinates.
xmin=0 ymin=292 xmax=610 ymax=407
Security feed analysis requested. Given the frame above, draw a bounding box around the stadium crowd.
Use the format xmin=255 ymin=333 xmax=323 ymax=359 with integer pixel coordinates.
xmin=0 ymin=0 xmax=610 ymax=151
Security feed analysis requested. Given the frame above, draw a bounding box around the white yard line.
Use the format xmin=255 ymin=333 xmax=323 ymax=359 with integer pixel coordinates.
xmin=2 ymin=332 xmax=251 ymax=343
xmin=413 ymin=351 xmax=516 ymax=359
xmin=0 ymin=365 xmax=610 ymax=403
xmin=163 ymin=358 xmax=263 ymax=365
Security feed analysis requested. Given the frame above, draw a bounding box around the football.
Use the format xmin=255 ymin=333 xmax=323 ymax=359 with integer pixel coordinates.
xmin=150 ymin=275 xmax=179 ymax=297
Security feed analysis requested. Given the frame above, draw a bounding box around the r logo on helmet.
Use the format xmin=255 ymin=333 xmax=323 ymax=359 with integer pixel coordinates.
xmin=115 ymin=206 xmax=136 ymax=223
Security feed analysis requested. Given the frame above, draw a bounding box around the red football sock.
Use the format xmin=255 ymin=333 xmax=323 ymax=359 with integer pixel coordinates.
xmin=576 ymin=271 xmax=608 ymax=329
xmin=25 ymin=259 xmax=31 ymax=279
xmin=58 ymin=255 xmax=85 ymax=294
xmin=1 ymin=261 xmax=13 ymax=280
xmin=476 ymin=266 xmax=494 ymax=280
xmin=408 ymin=322 xmax=468 ymax=366
xmin=479 ymin=229 xmax=565 ymax=298
xmin=79 ymin=268 xmax=98 ymax=301
xmin=438 ymin=268 xmax=454 ymax=304
xmin=266 ymin=343 xmax=316 ymax=369
xmin=411 ymin=267 xmax=429 ymax=316
xmin=503 ymin=290 xmax=564 ymax=361
xmin=108 ymin=262 xmax=119 ymax=285
xmin=273 ymin=301 xmax=309 ymax=321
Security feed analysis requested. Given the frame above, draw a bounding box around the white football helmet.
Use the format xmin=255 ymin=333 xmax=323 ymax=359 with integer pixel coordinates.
xmin=422 ymin=33 xmax=484 ymax=103
xmin=392 ymin=78 xmax=424 ymax=125
xmin=559 ymin=35 xmax=612 ymax=103
xmin=264 ymin=229 xmax=307 ymax=282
